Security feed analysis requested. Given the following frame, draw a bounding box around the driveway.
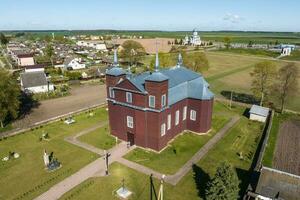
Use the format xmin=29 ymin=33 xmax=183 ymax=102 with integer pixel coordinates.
xmin=13 ymin=84 xmax=107 ymax=129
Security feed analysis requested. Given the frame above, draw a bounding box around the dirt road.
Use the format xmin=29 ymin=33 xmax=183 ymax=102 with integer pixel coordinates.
xmin=13 ymin=84 xmax=107 ymax=129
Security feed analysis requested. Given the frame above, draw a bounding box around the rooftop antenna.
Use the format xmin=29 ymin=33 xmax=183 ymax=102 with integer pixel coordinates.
xmin=155 ymin=40 xmax=159 ymax=72
xmin=177 ymin=53 xmax=183 ymax=67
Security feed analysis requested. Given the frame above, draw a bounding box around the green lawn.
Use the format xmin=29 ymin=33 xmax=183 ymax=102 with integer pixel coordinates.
xmin=215 ymin=48 xmax=280 ymax=58
xmin=262 ymin=112 xmax=300 ymax=167
xmin=78 ymin=124 xmax=117 ymax=150
xmin=0 ymin=107 xmax=108 ymax=200
xmin=203 ymin=52 xmax=300 ymax=112
xmin=124 ymin=102 xmax=242 ymax=175
xmin=59 ymin=105 xmax=263 ymax=200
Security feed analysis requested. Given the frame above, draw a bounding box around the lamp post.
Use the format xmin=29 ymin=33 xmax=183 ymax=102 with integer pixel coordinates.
xmin=104 ymin=150 xmax=111 ymax=175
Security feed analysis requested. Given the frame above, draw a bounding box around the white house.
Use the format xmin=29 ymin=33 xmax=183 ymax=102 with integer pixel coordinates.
xmin=249 ymin=105 xmax=270 ymax=123
xmin=64 ymin=57 xmax=86 ymax=70
xmin=76 ymin=40 xmax=107 ymax=51
xmin=15 ymin=53 xmax=35 ymax=66
xmin=20 ymin=71 xmax=54 ymax=93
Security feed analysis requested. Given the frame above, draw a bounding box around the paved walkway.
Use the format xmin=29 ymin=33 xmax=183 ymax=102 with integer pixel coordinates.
xmin=65 ymin=121 xmax=108 ymax=155
xmin=117 ymin=116 xmax=240 ymax=185
xmin=35 ymin=141 xmax=135 ymax=200
xmin=35 ymin=116 xmax=239 ymax=199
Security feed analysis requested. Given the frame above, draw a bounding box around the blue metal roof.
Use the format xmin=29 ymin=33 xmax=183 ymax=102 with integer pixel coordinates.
xmin=106 ymin=67 xmax=126 ymax=76
xmin=125 ymin=66 xmax=214 ymax=105
xmin=145 ymin=71 xmax=169 ymax=82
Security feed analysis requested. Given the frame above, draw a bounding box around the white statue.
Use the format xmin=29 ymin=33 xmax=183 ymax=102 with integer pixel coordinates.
xmin=43 ymin=150 xmax=49 ymax=166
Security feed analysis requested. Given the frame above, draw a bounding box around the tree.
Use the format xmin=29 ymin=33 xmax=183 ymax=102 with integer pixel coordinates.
xmin=182 ymin=51 xmax=209 ymax=72
xmin=0 ymin=33 xmax=9 ymax=46
xmin=119 ymin=40 xmax=146 ymax=66
xmin=205 ymin=162 xmax=240 ymax=200
xmin=149 ymin=52 xmax=177 ymax=70
xmin=45 ymin=44 xmax=55 ymax=66
xmin=0 ymin=69 xmax=20 ymax=128
xmin=250 ymin=61 xmax=276 ymax=106
xmin=223 ymin=37 xmax=231 ymax=49
xmin=273 ymin=63 xmax=299 ymax=113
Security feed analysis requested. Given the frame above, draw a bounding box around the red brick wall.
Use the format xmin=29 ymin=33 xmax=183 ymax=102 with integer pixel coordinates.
xmin=106 ymin=75 xmax=214 ymax=152
xmin=145 ymin=80 xmax=168 ymax=110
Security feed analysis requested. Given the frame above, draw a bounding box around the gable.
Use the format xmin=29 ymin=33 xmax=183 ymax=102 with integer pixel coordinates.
xmin=115 ymin=78 xmax=142 ymax=92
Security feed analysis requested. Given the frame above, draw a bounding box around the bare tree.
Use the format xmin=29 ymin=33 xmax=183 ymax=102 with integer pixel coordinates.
xmin=250 ymin=61 xmax=276 ymax=106
xmin=273 ymin=63 xmax=299 ymax=113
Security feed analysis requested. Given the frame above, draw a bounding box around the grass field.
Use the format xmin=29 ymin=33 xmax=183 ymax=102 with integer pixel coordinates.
xmin=78 ymin=124 xmax=117 ymax=150
xmin=60 ymin=103 xmax=263 ymax=200
xmin=204 ymin=52 xmax=300 ymax=112
xmin=0 ymin=107 xmax=108 ymax=200
xmin=6 ymin=30 xmax=300 ymax=44
xmin=215 ymin=48 xmax=280 ymax=58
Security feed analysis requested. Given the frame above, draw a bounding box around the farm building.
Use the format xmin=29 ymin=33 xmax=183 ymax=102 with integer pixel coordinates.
xmin=20 ymin=71 xmax=54 ymax=94
xmin=249 ymin=105 xmax=270 ymax=123
xmin=106 ymin=51 xmax=214 ymax=151
xmin=247 ymin=166 xmax=300 ymax=200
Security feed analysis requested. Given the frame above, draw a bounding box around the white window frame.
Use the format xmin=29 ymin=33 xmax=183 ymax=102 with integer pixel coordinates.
xmin=149 ymin=95 xmax=155 ymax=108
xmin=175 ymin=110 xmax=180 ymax=126
xmin=126 ymin=92 xmax=132 ymax=103
xmin=161 ymin=123 xmax=166 ymax=136
xmin=109 ymin=87 xmax=114 ymax=98
xmin=183 ymin=106 xmax=187 ymax=121
xmin=190 ymin=110 xmax=197 ymax=121
xmin=127 ymin=116 xmax=133 ymax=128
xmin=167 ymin=114 xmax=171 ymax=130
xmin=161 ymin=94 xmax=166 ymax=107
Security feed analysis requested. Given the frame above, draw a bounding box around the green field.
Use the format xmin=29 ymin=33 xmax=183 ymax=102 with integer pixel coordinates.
xmin=60 ymin=103 xmax=263 ymax=200
xmin=4 ymin=30 xmax=300 ymax=44
xmin=0 ymin=107 xmax=108 ymax=200
xmin=203 ymin=52 xmax=300 ymax=112
xmin=215 ymin=48 xmax=280 ymax=58
xmin=78 ymin=124 xmax=117 ymax=150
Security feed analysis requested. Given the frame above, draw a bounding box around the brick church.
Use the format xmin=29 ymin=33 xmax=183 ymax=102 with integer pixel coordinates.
xmin=106 ymin=50 xmax=214 ymax=151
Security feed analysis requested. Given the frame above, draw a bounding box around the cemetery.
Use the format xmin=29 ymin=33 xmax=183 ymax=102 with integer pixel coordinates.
xmin=0 ymin=107 xmax=109 ymax=200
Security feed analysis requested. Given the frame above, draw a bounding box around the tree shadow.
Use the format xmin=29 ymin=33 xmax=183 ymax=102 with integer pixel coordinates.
xmin=18 ymin=92 xmax=40 ymax=119
xmin=221 ymin=90 xmax=259 ymax=105
xmin=235 ymin=168 xmax=252 ymax=199
xmin=192 ymin=164 xmax=211 ymax=199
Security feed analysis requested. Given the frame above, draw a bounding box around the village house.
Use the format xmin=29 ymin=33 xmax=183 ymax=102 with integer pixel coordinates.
xmin=20 ymin=71 xmax=54 ymax=93
xmin=76 ymin=40 xmax=107 ymax=51
xmin=106 ymin=51 xmax=214 ymax=151
xmin=64 ymin=57 xmax=86 ymax=70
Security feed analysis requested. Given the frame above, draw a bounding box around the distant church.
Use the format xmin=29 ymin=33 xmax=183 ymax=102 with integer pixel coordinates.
xmin=184 ymin=30 xmax=202 ymax=46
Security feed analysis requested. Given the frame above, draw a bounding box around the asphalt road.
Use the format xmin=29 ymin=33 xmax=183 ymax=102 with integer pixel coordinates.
xmin=12 ymin=84 xmax=107 ymax=129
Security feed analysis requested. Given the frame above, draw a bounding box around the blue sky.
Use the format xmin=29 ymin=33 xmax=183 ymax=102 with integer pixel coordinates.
xmin=0 ymin=0 xmax=299 ymax=31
